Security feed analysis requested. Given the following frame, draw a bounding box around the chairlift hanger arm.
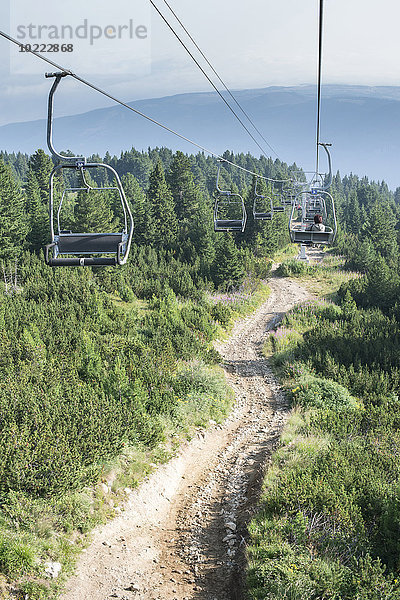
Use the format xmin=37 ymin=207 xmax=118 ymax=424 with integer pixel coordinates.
xmin=79 ymin=167 xmax=93 ymax=190
xmin=216 ymin=160 xmax=230 ymax=196
xmin=254 ymin=177 xmax=265 ymax=198
xmin=46 ymin=72 xmax=86 ymax=165
xmin=319 ymin=143 xmax=333 ymax=190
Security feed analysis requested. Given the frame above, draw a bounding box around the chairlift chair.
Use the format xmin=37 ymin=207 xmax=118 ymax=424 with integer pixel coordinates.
xmin=289 ymin=189 xmax=336 ymax=245
xmin=271 ymin=192 xmax=285 ymax=213
xmin=253 ymin=178 xmax=273 ymax=220
xmin=262 ymin=184 xmax=284 ymax=213
xmin=303 ymin=191 xmax=326 ymax=221
xmin=289 ymin=144 xmax=336 ymax=245
xmin=304 ymin=196 xmax=327 ymax=222
xmin=280 ymin=181 xmax=297 ymax=206
xmin=44 ymin=72 xmax=134 ymax=266
xmin=214 ymin=161 xmax=247 ymax=232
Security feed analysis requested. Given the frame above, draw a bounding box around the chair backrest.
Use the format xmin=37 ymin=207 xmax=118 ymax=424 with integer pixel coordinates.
xmin=214 ymin=194 xmax=247 ymax=232
xmin=290 ymin=228 xmax=333 ymax=244
xmin=56 ymin=233 xmax=126 ymax=255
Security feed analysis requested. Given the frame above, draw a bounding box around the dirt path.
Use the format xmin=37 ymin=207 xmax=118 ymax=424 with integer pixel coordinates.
xmin=61 ymin=276 xmax=312 ymax=600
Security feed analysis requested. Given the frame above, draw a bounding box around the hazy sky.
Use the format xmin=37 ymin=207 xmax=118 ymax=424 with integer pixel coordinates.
xmin=0 ymin=0 xmax=399 ymax=129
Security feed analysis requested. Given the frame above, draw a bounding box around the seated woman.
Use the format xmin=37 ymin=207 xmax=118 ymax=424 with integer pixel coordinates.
xmin=309 ymin=214 xmax=325 ymax=232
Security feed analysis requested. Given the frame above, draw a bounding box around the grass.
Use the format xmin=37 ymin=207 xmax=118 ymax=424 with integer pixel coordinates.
xmin=209 ymin=276 xmax=271 ymax=341
xmin=273 ymin=244 xmax=298 ymax=264
xmin=0 ymin=272 xmax=270 ymax=599
xmin=246 ymin=260 xmax=400 ymax=600
xmin=276 ymin=253 xmax=362 ymax=300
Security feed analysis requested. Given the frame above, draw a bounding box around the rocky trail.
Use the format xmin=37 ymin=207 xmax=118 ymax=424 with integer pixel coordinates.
xmin=61 ymin=276 xmax=312 ymax=600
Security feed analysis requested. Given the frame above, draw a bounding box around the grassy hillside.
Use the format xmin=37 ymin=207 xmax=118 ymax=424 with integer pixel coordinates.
xmin=246 ymin=261 xmax=400 ymax=599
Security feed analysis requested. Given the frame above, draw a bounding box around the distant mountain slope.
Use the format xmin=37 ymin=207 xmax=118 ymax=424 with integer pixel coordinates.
xmin=1 ymin=84 xmax=399 ymax=188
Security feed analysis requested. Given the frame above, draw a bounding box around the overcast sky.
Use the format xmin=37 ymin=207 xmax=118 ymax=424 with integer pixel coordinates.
xmin=0 ymin=0 xmax=399 ymax=130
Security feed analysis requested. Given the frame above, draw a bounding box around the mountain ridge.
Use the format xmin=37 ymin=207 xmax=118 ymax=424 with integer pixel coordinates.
xmin=1 ymin=84 xmax=399 ymax=188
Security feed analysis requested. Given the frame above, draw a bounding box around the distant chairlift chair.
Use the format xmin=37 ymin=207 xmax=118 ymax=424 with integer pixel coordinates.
xmin=280 ymin=181 xmax=297 ymax=207
xmin=303 ymin=192 xmax=327 ymax=223
xmin=253 ymin=177 xmax=273 ymax=220
xmin=44 ymin=72 xmax=133 ymax=266
xmin=214 ymin=161 xmax=247 ymax=232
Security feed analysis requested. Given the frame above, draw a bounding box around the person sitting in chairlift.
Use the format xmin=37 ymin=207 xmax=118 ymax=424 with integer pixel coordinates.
xmin=309 ymin=214 xmax=325 ymax=232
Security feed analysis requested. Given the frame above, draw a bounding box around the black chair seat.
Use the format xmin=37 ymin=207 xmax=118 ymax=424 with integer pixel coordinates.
xmin=215 ymin=219 xmax=244 ymax=231
xmin=254 ymin=212 xmax=273 ymax=220
xmin=56 ymin=233 xmax=125 ymax=255
xmin=290 ymin=229 xmax=333 ymax=244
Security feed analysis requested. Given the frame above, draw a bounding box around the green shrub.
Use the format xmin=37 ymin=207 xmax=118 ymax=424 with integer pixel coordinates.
xmin=211 ymin=301 xmax=232 ymax=327
xmin=0 ymin=536 xmax=36 ymax=577
xmin=277 ymin=259 xmax=317 ymax=277
xmin=248 ymin=283 xmax=400 ymax=599
xmin=289 ymin=376 xmax=358 ymax=410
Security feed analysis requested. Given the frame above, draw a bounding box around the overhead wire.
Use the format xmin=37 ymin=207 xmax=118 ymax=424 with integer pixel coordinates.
xmin=0 ymin=28 xmax=294 ymax=183
xmin=148 ymin=0 xmax=278 ymax=160
xmin=316 ymin=0 xmax=324 ymax=175
xmin=160 ymin=0 xmax=281 ymax=160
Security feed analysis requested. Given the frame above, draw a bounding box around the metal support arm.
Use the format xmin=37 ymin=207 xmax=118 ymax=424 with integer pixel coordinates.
xmin=46 ymin=72 xmax=86 ymax=164
xmin=319 ymin=142 xmax=333 ymax=190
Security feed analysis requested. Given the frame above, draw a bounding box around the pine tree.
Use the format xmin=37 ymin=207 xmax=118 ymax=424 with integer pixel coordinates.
xmin=343 ymin=191 xmax=362 ymax=235
xmin=28 ymin=149 xmax=54 ymax=203
xmin=0 ymin=160 xmax=28 ymax=261
xmin=212 ymin=234 xmax=244 ymax=290
xmin=25 ymin=168 xmax=49 ymax=252
xmin=122 ymin=173 xmax=153 ymax=245
xmin=167 ymin=151 xmax=200 ymax=222
xmin=147 ymin=161 xmax=177 ymax=250
xmin=366 ymin=254 xmax=398 ymax=310
xmin=73 ymin=172 xmax=117 ymax=233
xmin=367 ymin=201 xmax=397 ymax=262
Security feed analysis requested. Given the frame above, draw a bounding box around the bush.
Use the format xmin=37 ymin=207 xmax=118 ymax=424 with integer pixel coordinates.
xmin=289 ymin=375 xmax=358 ymax=410
xmin=277 ymin=259 xmax=317 ymax=277
xmin=211 ymin=301 xmax=232 ymax=327
xmin=0 ymin=536 xmax=36 ymax=577
xmin=248 ymin=286 xmax=400 ymax=599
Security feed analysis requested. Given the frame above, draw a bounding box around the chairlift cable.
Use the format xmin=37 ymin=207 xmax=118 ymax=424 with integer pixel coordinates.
xmin=0 ymin=28 xmax=293 ymax=183
xmin=160 ymin=0 xmax=280 ymax=160
xmin=148 ymin=0 xmax=274 ymax=159
xmin=316 ymin=0 xmax=324 ymax=175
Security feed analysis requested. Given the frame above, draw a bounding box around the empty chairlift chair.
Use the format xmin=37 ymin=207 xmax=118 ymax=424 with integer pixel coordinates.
xmin=214 ymin=161 xmax=247 ymax=232
xmin=303 ymin=190 xmax=327 ymax=223
xmin=253 ymin=177 xmax=273 ymax=220
xmin=44 ymin=72 xmax=133 ymax=266
xmin=271 ymin=190 xmax=285 ymax=213
xmin=268 ymin=182 xmax=286 ymax=213
xmin=280 ymin=180 xmax=297 ymax=207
